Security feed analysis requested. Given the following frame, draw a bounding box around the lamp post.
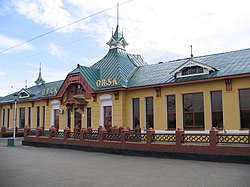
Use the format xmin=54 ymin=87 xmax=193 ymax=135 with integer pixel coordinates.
xmin=13 ymin=93 xmax=18 ymax=145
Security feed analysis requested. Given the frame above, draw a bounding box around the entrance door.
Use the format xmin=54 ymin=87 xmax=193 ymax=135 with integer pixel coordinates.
xmin=54 ymin=109 xmax=59 ymax=130
xmin=74 ymin=108 xmax=82 ymax=129
xmin=104 ymin=106 xmax=112 ymax=130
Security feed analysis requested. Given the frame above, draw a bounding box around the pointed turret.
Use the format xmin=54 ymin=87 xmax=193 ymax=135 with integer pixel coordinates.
xmin=35 ymin=63 xmax=45 ymax=85
xmin=106 ymin=3 xmax=128 ymax=50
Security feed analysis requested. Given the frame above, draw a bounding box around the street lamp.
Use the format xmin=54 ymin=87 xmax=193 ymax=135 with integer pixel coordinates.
xmin=12 ymin=93 xmax=18 ymax=145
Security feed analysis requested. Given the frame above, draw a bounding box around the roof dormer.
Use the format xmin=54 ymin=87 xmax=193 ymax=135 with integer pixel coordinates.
xmin=170 ymin=59 xmax=217 ymax=78
xmin=18 ymin=89 xmax=31 ymax=99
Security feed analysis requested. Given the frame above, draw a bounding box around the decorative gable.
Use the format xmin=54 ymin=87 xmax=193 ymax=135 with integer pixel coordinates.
xmin=18 ymin=89 xmax=31 ymax=99
xmin=170 ymin=60 xmax=217 ymax=78
xmin=57 ymin=72 xmax=93 ymax=101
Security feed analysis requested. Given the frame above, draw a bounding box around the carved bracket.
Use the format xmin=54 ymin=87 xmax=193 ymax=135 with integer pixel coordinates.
xmin=92 ymin=93 xmax=97 ymax=102
xmin=154 ymin=87 xmax=161 ymax=97
xmin=113 ymin=91 xmax=119 ymax=100
xmin=225 ymin=79 xmax=232 ymax=92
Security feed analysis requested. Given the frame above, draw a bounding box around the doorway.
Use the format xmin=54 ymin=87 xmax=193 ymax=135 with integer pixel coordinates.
xmin=104 ymin=106 xmax=112 ymax=130
xmin=74 ymin=108 xmax=82 ymax=129
xmin=54 ymin=109 xmax=59 ymax=130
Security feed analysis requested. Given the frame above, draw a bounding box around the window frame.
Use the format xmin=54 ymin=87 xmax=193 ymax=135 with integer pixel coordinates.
xmin=166 ymin=95 xmax=176 ymax=130
xmin=145 ymin=97 xmax=154 ymax=129
xmin=239 ymin=88 xmax=250 ymax=129
xmin=132 ymin=98 xmax=140 ymax=129
xmin=183 ymin=92 xmax=204 ymax=130
xmin=210 ymin=90 xmax=223 ymax=129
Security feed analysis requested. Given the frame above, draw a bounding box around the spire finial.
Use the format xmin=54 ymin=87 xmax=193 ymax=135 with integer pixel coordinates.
xmin=25 ymin=80 xmax=27 ymax=88
xmin=117 ymin=3 xmax=119 ymax=26
xmin=35 ymin=62 xmax=45 ymax=85
xmin=190 ymin=45 xmax=193 ymax=59
xmin=39 ymin=62 xmax=42 ymax=73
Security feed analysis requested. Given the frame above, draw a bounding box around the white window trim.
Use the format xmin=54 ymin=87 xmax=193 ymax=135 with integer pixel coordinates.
xmin=50 ymin=100 xmax=59 ymax=127
xmin=99 ymin=94 xmax=112 ymax=127
xmin=130 ymin=99 xmax=133 ymax=129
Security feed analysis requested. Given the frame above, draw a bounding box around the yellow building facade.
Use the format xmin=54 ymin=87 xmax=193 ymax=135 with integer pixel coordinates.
xmin=1 ymin=23 xmax=250 ymax=133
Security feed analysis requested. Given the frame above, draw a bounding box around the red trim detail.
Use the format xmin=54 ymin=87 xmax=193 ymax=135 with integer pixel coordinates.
xmin=64 ymin=98 xmax=88 ymax=106
xmin=57 ymin=73 xmax=93 ymax=99
xmin=113 ymin=91 xmax=119 ymax=100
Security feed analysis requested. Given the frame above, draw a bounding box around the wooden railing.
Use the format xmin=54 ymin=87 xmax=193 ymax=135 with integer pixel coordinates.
xmin=23 ymin=126 xmax=250 ymax=156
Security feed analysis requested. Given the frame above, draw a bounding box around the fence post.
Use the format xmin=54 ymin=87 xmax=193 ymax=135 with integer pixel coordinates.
xmin=121 ymin=127 xmax=129 ymax=144
xmin=80 ymin=128 xmax=87 ymax=140
xmin=36 ymin=127 xmax=43 ymax=138
xmin=146 ymin=128 xmax=155 ymax=145
xmin=24 ymin=126 xmax=30 ymax=138
xmin=49 ymin=126 xmax=57 ymax=139
xmin=1 ymin=126 xmax=6 ymax=134
xmin=64 ymin=127 xmax=71 ymax=140
xmin=111 ymin=126 xmax=119 ymax=134
xmin=176 ymin=128 xmax=184 ymax=147
xmin=248 ymin=130 xmax=250 ymax=147
xmin=210 ymin=127 xmax=218 ymax=147
xmin=87 ymin=127 xmax=92 ymax=133
xmin=99 ymin=127 xmax=107 ymax=143
xmin=135 ymin=125 xmax=141 ymax=134
xmin=74 ymin=125 xmax=80 ymax=133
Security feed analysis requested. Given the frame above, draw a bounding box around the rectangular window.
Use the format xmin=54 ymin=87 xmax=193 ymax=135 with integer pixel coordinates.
xmin=211 ymin=91 xmax=223 ymax=129
xmin=6 ymin=109 xmax=10 ymax=128
xmin=2 ymin=109 xmax=5 ymax=127
xmin=67 ymin=109 xmax=71 ymax=128
xmin=36 ymin=106 xmax=40 ymax=128
xmin=145 ymin=97 xmax=154 ymax=129
xmin=239 ymin=88 xmax=250 ymax=129
xmin=132 ymin=98 xmax=140 ymax=129
xmin=19 ymin=108 xmax=25 ymax=129
xmin=167 ymin=95 xmax=176 ymax=129
xmin=28 ymin=107 xmax=31 ymax=127
xmin=86 ymin=108 xmax=91 ymax=128
xmin=183 ymin=93 xmax=204 ymax=130
xmin=42 ymin=106 xmax=45 ymax=128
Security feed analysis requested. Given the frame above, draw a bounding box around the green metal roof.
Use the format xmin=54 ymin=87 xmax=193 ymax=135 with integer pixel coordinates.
xmin=0 ymin=80 xmax=63 ymax=104
xmin=128 ymin=48 xmax=250 ymax=87
xmin=69 ymin=64 xmax=100 ymax=89
xmin=69 ymin=48 xmax=146 ymax=91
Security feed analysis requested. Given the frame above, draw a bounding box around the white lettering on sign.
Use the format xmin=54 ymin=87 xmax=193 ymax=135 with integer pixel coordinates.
xmin=42 ymin=87 xmax=58 ymax=95
xmin=96 ymin=78 xmax=117 ymax=87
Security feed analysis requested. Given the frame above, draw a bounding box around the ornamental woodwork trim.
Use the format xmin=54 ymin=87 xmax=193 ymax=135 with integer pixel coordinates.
xmin=57 ymin=73 xmax=93 ymax=99
xmin=225 ymin=79 xmax=232 ymax=92
xmin=46 ymin=99 xmax=50 ymax=106
xmin=92 ymin=93 xmax=97 ymax=102
xmin=154 ymin=87 xmax=161 ymax=97
xmin=113 ymin=91 xmax=119 ymax=100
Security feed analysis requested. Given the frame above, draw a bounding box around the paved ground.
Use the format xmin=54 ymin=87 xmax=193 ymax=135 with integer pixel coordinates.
xmin=0 ymin=138 xmax=250 ymax=187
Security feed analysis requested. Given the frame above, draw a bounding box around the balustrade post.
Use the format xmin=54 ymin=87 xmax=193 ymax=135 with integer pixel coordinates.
xmin=135 ymin=125 xmax=141 ymax=134
xmin=248 ymin=130 xmax=250 ymax=147
xmin=74 ymin=125 xmax=80 ymax=133
xmin=87 ymin=127 xmax=92 ymax=133
xmin=111 ymin=126 xmax=119 ymax=134
xmin=176 ymin=128 xmax=184 ymax=147
xmin=63 ymin=127 xmax=71 ymax=140
xmin=210 ymin=127 xmax=218 ymax=147
xmin=24 ymin=126 xmax=30 ymax=138
xmin=99 ymin=127 xmax=107 ymax=143
xmin=121 ymin=127 xmax=129 ymax=144
xmin=36 ymin=127 xmax=43 ymax=138
xmin=146 ymin=128 xmax=155 ymax=145
xmin=1 ymin=126 xmax=6 ymax=134
xmin=80 ymin=128 xmax=87 ymax=140
xmin=49 ymin=126 xmax=57 ymax=139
